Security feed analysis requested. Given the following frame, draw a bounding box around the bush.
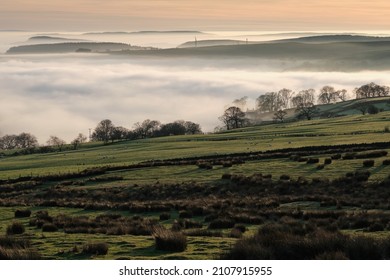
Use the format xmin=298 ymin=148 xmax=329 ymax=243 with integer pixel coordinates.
xmin=42 ymin=223 xmax=58 ymax=232
xmin=222 ymin=223 xmax=390 ymax=260
xmin=307 ymin=158 xmax=320 ymax=164
xmin=229 ymin=228 xmax=243 ymax=238
xmin=324 ymin=158 xmax=332 ymax=165
xmin=6 ymin=222 xmax=25 ymax=235
xmin=331 ymin=154 xmax=342 ymax=160
xmin=14 ymin=209 xmax=31 ymax=218
xmin=153 ymin=228 xmax=187 ymax=252
xmin=343 ymin=153 xmax=356 ymax=160
xmin=82 ymin=242 xmax=109 ymax=255
xmin=208 ymin=219 xmax=235 ymax=229
xmin=363 ymin=160 xmax=375 ymax=167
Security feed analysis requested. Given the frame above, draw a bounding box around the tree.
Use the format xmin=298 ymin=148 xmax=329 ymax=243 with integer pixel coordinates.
xmin=337 ymin=89 xmax=349 ymax=102
xmin=354 ymin=82 xmax=390 ymax=99
xmin=111 ymin=126 xmax=130 ymax=142
xmin=318 ymin=86 xmax=338 ymax=104
xmin=353 ymin=102 xmax=370 ymax=115
xmin=295 ymin=103 xmax=319 ymax=120
xmin=294 ymin=90 xmax=319 ymax=120
xmin=273 ymin=110 xmax=287 ymax=122
xmin=133 ymin=119 xmax=160 ymax=138
xmin=47 ymin=136 xmax=66 ymax=151
xmin=158 ymin=122 xmax=186 ymax=136
xmin=92 ymin=119 xmax=115 ymax=144
xmin=183 ymin=121 xmax=202 ymax=135
xmin=16 ymin=133 xmax=38 ymax=149
xmin=71 ymin=133 xmax=87 ymax=150
xmin=219 ymin=106 xmax=247 ymax=130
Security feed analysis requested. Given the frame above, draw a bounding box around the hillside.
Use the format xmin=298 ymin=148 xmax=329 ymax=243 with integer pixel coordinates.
xmin=6 ymin=42 xmax=154 ymax=54
xmin=247 ymin=96 xmax=390 ymax=122
xmin=1 ymin=99 xmax=390 ymax=260
xmin=116 ymin=38 xmax=390 ymax=71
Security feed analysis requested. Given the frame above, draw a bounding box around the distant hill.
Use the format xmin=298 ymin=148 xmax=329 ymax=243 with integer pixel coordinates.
xmin=27 ymin=36 xmax=88 ymax=42
xmin=275 ymin=35 xmax=390 ymax=43
xmin=84 ymin=31 xmax=205 ymax=35
xmin=6 ymin=42 xmax=156 ymax=54
xmin=116 ymin=38 xmax=390 ymax=71
xmin=178 ymin=39 xmax=247 ymax=48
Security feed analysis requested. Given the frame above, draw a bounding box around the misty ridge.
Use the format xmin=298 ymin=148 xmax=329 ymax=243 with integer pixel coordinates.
xmin=2 ymin=31 xmax=390 ymax=142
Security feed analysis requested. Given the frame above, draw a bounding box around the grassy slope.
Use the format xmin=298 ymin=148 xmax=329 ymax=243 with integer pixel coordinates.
xmin=1 ymin=103 xmax=389 ymax=180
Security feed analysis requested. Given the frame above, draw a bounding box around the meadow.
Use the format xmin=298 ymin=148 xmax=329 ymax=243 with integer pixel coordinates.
xmin=1 ymin=105 xmax=390 ymax=260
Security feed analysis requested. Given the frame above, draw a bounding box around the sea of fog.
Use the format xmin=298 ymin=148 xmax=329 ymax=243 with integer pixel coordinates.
xmin=1 ymin=31 xmax=390 ymax=143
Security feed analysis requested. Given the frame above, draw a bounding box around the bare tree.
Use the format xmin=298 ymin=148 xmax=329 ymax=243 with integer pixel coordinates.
xmin=318 ymin=86 xmax=338 ymax=104
xmin=219 ymin=106 xmax=247 ymax=130
xmin=353 ymin=102 xmax=370 ymax=115
xmin=47 ymin=136 xmax=66 ymax=151
xmin=273 ymin=110 xmax=287 ymax=122
xmin=71 ymin=133 xmax=87 ymax=150
xmin=133 ymin=119 xmax=160 ymax=138
xmin=92 ymin=119 xmax=115 ymax=144
xmin=354 ymin=82 xmax=390 ymax=99
xmin=296 ymin=103 xmax=319 ymax=120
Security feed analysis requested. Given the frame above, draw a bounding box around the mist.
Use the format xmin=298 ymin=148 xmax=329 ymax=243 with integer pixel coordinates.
xmin=1 ymin=52 xmax=390 ymax=144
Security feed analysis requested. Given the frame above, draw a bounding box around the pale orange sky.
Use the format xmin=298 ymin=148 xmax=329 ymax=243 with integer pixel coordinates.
xmin=1 ymin=0 xmax=390 ymax=31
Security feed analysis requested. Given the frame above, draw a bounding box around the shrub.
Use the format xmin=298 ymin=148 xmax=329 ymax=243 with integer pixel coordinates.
xmin=42 ymin=223 xmax=58 ymax=232
xmin=307 ymin=158 xmax=320 ymax=164
xmin=229 ymin=228 xmax=243 ymax=238
xmin=222 ymin=223 xmax=390 ymax=260
xmin=324 ymin=158 xmax=332 ymax=165
xmin=6 ymin=222 xmax=25 ymax=235
xmin=153 ymin=228 xmax=187 ymax=252
xmin=14 ymin=209 xmax=31 ymax=218
xmin=382 ymin=159 xmax=390 ymax=166
xmin=82 ymin=242 xmax=109 ymax=255
xmin=331 ymin=154 xmax=342 ymax=160
xmin=208 ymin=219 xmax=235 ymax=229
xmin=343 ymin=153 xmax=356 ymax=160
xmin=363 ymin=160 xmax=375 ymax=167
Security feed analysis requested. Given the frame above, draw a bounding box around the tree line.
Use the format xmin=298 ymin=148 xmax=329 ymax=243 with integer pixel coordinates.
xmin=0 ymin=119 xmax=202 ymax=152
xmin=92 ymin=119 xmax=202 ymax=144
xmin=220 ymin=82 xmax=390 ymax=130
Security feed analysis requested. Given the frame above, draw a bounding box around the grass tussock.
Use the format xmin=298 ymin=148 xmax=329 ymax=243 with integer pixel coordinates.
xmin=82 ymin=242 xmax=109 ymax=255
xmin=153 ymin=228 xmax=187 ymax=252
xmin=223 ymin=222 xmax=390 ymax=260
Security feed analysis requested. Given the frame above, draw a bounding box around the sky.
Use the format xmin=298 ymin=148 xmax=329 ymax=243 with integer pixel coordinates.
xmin=1 ymin=0 xmax=390 ymax=31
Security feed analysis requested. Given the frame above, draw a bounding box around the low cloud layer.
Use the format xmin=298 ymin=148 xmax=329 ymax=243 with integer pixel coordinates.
xmin=1 ymin=54 xmax=390 ymax=144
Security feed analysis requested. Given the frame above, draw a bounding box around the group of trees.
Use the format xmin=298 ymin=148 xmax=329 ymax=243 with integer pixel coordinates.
xmin=256 ymin=86 xmax=349 ymax=113
xmin=0 ymin=133 xmax=38 ymax=150
xmin=220 ymin=82 xmax=390 ymax=130
xmin=92 ymin=119 xmax=202 ymax=144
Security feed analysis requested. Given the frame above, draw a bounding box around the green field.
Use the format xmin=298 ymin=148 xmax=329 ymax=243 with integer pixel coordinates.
xmin=1 ymin=104 xmax=390 ymax=260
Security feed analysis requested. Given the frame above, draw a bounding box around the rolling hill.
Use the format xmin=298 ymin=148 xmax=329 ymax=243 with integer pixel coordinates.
xmin=6 ymin=42 xmax=156 ymax=54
